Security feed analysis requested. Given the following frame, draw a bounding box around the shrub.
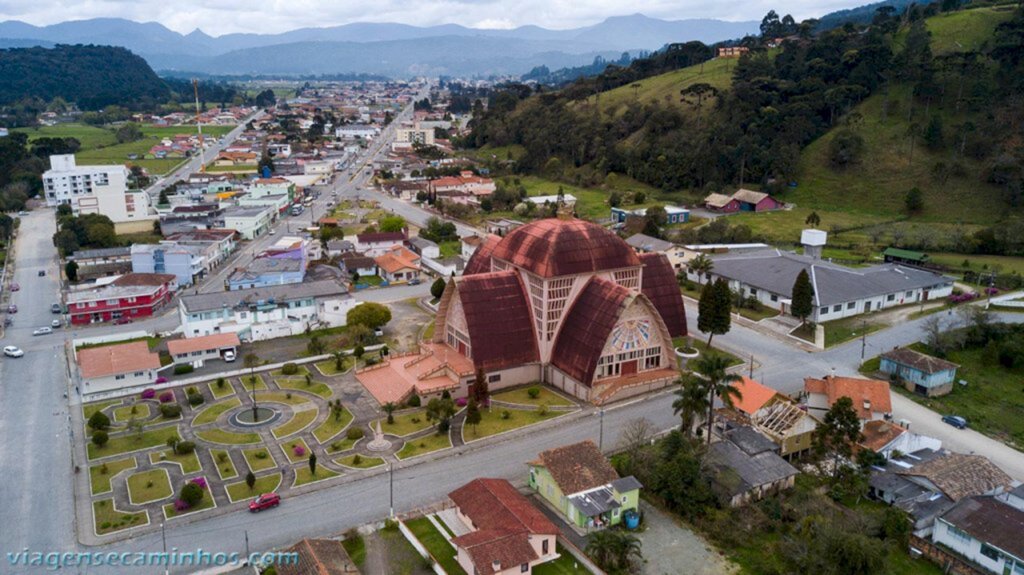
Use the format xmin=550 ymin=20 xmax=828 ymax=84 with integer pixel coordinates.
xmin=352 ymin=454 xmax=362 ymax=465
xmin=538 ymin=403 xmax=549 ymax=416
xmin=411 ymin=417 xmax=420 ymax=423
xmin=285 ymin=392 xmax=293 ymax=400
xmin=331 ymin=441 xmax=342 ymax=451
xmin=140 ymin=388 xmax=156 ymax=400
xmin=346 ymin=427 xmax=365 ymax=440
xmin=365 ymin=357 xmax=378 ymax=366
xmin=166 ymin=437 xmax=179 ymax=449
xmin=188 ymin=393 xmax=205 ymax=406
xmin=501 ymin=410 xmax=511 ymax=420
xmin=246 ymin=471 xmax=256 ymax=490
xmin=217 ymin=452 xmax=227 ymax=463
xmin=179 ymin=482 xmax=204 ymax=507
xmin=155 ymin=376 xmax=168 ymax=384
xmin=191 ymin=477 xmax=207 ymax=490
xmin=158 ymin=391 xmax=174 ymax=403
xmin=160 ymin=404 xmax=182 ymax=418
xmin=527 ymin=386 xmax=541 ymax=399
xmin=216 ymin=377 xmax=226 ymax=389
xmin=281 ymin=363 xmax=299 ymax=375
xmin=407 ymin=394 xmax=421 ymax=407
xmin=87 ymin=411 xmax=111 ymax=431
xmin=293 ymin=445 xmax=306 ymax=457
xmin=254 ymin=451 xmax=268 ymax=459
xmin=455 ymin=397 xmax=467 ymax=407
xmin=91 ymin=431 xmax=109 ymax=447
xmin=438 ymin=419 xmax=451 ymax=433
xmin=174 ymin=441 xmax=195 ymax=455
xmin=173 ymin=499 xmax=190 ymax=512
xmin=186 ymin=386 xmax=198 ymax=395
xmin=173 ymin=364 xmax=194 ymax=375
xmin=100 ymin=463 xmax=109 ymax=474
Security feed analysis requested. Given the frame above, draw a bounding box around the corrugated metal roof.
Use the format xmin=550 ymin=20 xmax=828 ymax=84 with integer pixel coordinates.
xmin=455 ymin=271 xmax=539 ymax=372
xmin=550 ymin=277 xmax=631 ymax=385
xmin=638 ymin=252 xmax=687 ymax=338
xmin=463 ymin=234 xmax=501 ymax=276
xmin=490 ymin=218 xmax=641 ymax=278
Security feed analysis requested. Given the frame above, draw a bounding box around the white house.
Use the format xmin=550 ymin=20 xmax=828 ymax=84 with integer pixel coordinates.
xmin=167 ymin=332 xmax=240 ymax=368
xmin=76 ymin=341 xmax=161 ymax=395
xmin=222 ymin=205 xmax=276 ymax=240
xmin=178 ymin=280 xmax=355 ymax=342
xmin=932 ymin=487 xmax=1024 ymax=575
xmin=354 ymin=231 xmax=407 ymax=257
xmin=525 ymin=194 xmax=577 ymax=208
xmin=44 ymin=154 xmax=158 ymax=233
xmin=334 ymin=124 xmax=379 ymax=140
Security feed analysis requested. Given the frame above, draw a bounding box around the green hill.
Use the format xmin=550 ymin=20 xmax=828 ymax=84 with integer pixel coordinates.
xmin=582 ymin=56 xmax=737 ymax=115
xmin=924 ymin=6 xmax=1015 ymax=54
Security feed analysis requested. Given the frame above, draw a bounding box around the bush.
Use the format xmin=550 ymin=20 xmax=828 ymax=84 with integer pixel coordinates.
xmin=407 ymin=394 xmax=421 ymax=407
xmin=352 ymin=454 xmax=362 ymax=465
xmin=179 ymin=482 xmax=204 ymax=507
xmin=216 ymin=377 xmax=226 ymax=389
xmin=140 ymin=388 xmax=156 ymax=400
xmin=173 ymin=364 xmax=194 ymax=375
xmin=293 ymin=445 xmax=306 ymax=457
xmin=217 ymin=452 xmax=227 ymax=463
xmin=281 ymin=363 xmax=299 ymax=375
xmin=527 ymin=386 xmax=541 ymax=399
xmin=347 ymin=427 xmax=365 ymax=440
xmin=175 ymin=441 xmax=196 ymax=455
xmin=158 ymin=391 xmax=174 ymax=403
xmin=501 ymin=410 xmax=511 ymax=420
xmin=155 ymin=376 xmax=168 ymax=384
xmin=538 ymin=403 xmax=549 ymax=416
xmin=188 ymin=393 xmax=205 ymax=406
xmin=160 ymin=404 xmax=182 ymax=418
xmin=91 ymin=431 xmax=109 ymax=447
xmin=87 ymin=411 xmax=111 ymax=431
xmin=455 ymin=397 xmax=467 ymax=407
xmin=254 ymin=451 xmax=268 ymax=460
xmin=330 ymin=441 xmax=342 ymax=451
xmin=438 ymin=419 xmax=451 ymax=433
xmin=186 ymin=386 xmax=198 ymax=395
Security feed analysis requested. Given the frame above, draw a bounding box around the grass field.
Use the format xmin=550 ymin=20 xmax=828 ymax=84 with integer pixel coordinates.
xmin=924 ymin=6 xmax=1015 ymax=55
xmin=209 ymin=379 xmax=236 ymax=399
xmin=314 ymin=357 xmax=355 ymax=376
xmin=491 ymin=386 xmax=575 ymax=407
xmin=82 ymin=399 xmax=120 ymax=421
xmin=211 ymin=449 xmax=238 ymax=480
xmin=582 ymin=56 xmax=738 ymax=115
xmin=112 ymin=403 xmax=150 ymax=423
xmin=404 ymin=517 xmax=467 ymax=575
xmin=89 ymin=457 xmax=136 ymax=495
xmin=275 ymin=377 xmax=332 ymax=399
xmin=93 ymin=499 xmax=147 ymax=535
xmin=149 ymin=448 xmax=202 ymax=474
xmin=240 ymin=374 xmax=268 ymax=392
xmin=519 ymin=174 xmax=669 ymax=221
xmin=823 ymin=315 xmax=889 ymax=348
xmin=376 ymin=410 xmax=433 ymax=437
xmin=312 ymin=406 xmax=354 ymax=444
xmin=281 ymin=438 xmax=312 ymax=463
xmin=334 ymin=454 xmax=384 ymax=469
xmin=293 ymin=466 xmax=340 ymax=487
xmin=226 ymin=473 xmax=282 ymax=503
xmin=162 ymin=492 xmax=216 ymax=518
xmin=192 ymin=397 xmax=241 ymax=426
xmin=271 ymin=408 xmax=319 ymax=439
xmin=195 ymin=428 xmax=260 ymax=445
xmin=253 ymin=391 xmax=313 ymax=406
xmin=533 ymin=545 xmax=593 ymax=575
xmin=242 ymin=448 xmax=277 ymax=472
xmin=464 ymin=407 xmax=561 ymax=441
xmin=396 ymin=432 xmax=452 ymax=460
xmin=126 ymin=469 xmax=173 ymax=505
xmin=88 ymin=425 xmax=182 ymax=460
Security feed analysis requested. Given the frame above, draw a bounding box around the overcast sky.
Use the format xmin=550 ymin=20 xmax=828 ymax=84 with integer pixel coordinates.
xmin=0 ymin=0 xmax=867 ymax=35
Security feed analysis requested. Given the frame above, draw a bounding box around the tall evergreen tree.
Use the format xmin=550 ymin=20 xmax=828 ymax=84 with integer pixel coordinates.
xmin=812 ymin=396 xmax=863 ymax=480
xmin=791 ymin=269 xmax=815 ymax=326
xmin=699 ymin=278 xmax=733 ymax=349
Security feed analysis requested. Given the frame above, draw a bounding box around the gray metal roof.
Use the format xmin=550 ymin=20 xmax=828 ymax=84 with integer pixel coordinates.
xmin=725 ymin=426 xmax=780 ymax=456
xmin=710 ymin=250 xmax=952 ymax=306
xmin=69 ymin=246 xmax=131 ymax=260
xmin=567 ymin=486 xmax=621 ymax=517
xmin=181 ymin=280 xmax=347 ymax=313
xmin=610 ymin=476 xmax=643 ymax=493
xmin=625 ymin=233 xmax=675 ymax=253
xmin=707 ymin=439 xmax=798 ymax=496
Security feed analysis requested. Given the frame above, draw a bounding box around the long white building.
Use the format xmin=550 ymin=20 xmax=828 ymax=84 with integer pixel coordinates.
xmin=43 ymin=154 xmax=157 ymax=233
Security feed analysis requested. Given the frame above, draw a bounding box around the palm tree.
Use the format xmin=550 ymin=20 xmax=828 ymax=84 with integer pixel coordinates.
xmin=586 ymin=530 xmax=643 ymax=572
xmin=687 ymin=254 xmax=714 ymax=286
xmin=382 ymin=402 xmax=397 ymax=425
xmin=672 ymin=374 xmax=709 ymax=437
xmin=691 ymin=354 xmax=743 ymax=445
xmin=332 ymin=350 xmax=346 ymax=372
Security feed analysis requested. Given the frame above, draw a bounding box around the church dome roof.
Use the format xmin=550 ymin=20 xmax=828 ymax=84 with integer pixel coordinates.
xmin=489 ymin=218 xmax=641 ymax=278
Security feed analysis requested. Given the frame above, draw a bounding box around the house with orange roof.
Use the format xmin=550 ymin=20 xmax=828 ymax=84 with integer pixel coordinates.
xmin=803 ymin=374 xmax=892 ymax=424
xmin=724 ymin=376 xmax=819 ymax=459
xmin=374 ymin=245 xmax=421 ymax=284
xmin=858 ymin=419 xmax=941 ymax=459
xmin=76 ymin=341 xmax=162 ymax=395
xmin=167 ymin=333 xmax=240 ymax=368
xmin=276 ymin=538 xmax=360 ymax=575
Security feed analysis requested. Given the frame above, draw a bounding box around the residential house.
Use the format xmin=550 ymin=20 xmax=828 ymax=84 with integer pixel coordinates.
xmin=423 ymin=255 xmax=465 ymax=278
xmin=703 ymin=193 xmax=741 ymax=212
xmin=611 ymin=205 xmax=690 ymax=224
xmin=164 ymin=229 xmax=238 ymax=268
xmin=375 ymin=245 xmax=421 ymax=284
xmin=705 ymin=426 xmax=799 ymax=507
xmin=525 ymin=194 xmax=577 ymax=208
xmin=528 ymin=440 xmax=642 ymax=530
xmin=803 ymin=375 xmax=893 ymax=423
xmin=430 ymin=171 xmax=496 ymax=204
xmin=880 ymin=347 xmax=960 ymax=397
xmin=461 ymin=235 xmax=486 ymax=260
xmin=355 ymin=231 xmax=407 ymax=257
xmin=248 ymin=177 xmax=296 ymax=204
xmin=703 ymin=189 xmax=782 ymax=212
xmin=67 ymin=247 xmax=133 ymax=281
xmin=325 ymin=240 xmax=355 ymax=258
xmin=227 ymin=257 xmax=305 ymax=290
xmin=485 ymin=219 xmax=524 ymax=237
xmin=932 ymin=486 xmax=1024 ymax=575
xmin=77 ymin=341 xmax=162 ymax=395
xmin=222 ymin=206 xmax=276 ymax=240
xmin=723 ymin=376 xmax=819 ymax=459
xmin=167 ymin=333 xmax=240 ymax=368
xmin=858 ymin=419 xmax=942 ymax=459
xmin=340 ymin=255 xmax=378 ymax=278
xmin=335 ymin=124 xmax=378 ymax=140
xmin=717 ymin=46 xmax=749 ymax=57
xmin=448 ymin=478 xmax=559 ymax=575
xmin=65 ymin=273 xmax=177 ymax=325
xmin=276 ymin=538 xmax=361 ymax=575
xmin=131 ymin=243 xmax=206 ymax=287
xmin=407 ymin=236 xmax=440 ymax=259
xmin=212 ymin=151 xmax=257 ymax=167
xmin=178 ymin=280 xmax=355 ymax=342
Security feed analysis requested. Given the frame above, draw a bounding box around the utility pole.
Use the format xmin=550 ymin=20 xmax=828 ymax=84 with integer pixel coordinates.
xmin=861 ymin=320 xmax=867 ymax=360
xmin=598 ymin=409 xmax=606 ymax=451
xmin=244 ymin=530 xmax=250 ymax=566
xmin=161 ymin=522 xmax=169 ymax=575
xmin=749 ymin=354 xmax=754 ymax=379
xmin=388 ymin=461 xmax=394 ymax=519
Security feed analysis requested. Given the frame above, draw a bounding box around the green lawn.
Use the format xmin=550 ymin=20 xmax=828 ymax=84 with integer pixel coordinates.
xmin=196 ymin=428 xmax=260 ymax=445
xmin=334 ymin=454 xmax=385 ymax=469
xmin=325 ymin=435 xmax=361 ymax=454
xmin=726 ymin=207 xmax=891 ymax=246
xmin=312 ymin=406 xmax=354 ymax=444
xmin=112 ymin=403 xmax=151 ymax=423
xmin=75 ymin=336 xmax=161 ymax=352
xmin=736 ymin=302 xmax=781 ymax=322
xmin=254 ymin=391 xmax=312 ymax=406
xmin=13 ymin=123 xmax=116 ymax=149
xmin=533 ymin=545 xmax=593 ymax=575
xmin=211 ymin=449 xmax=238 ymax=480
xmin=88 ymin=425 xmax=182 ymax=459
xmin=674 ymin=338 xmax=745 ymax=368
xmin=582 ymin=56 xmax=737 ymax=115
xmin=240 ymin=374 xmax=268 ymax=392
xmin=438 ymin=241 xmax=461 ymax=258
xmin=242 ymin=448 xmax=278 ymax=472
xmin=926 ymin=252 xmax=1024 ymax=277
xmin=209 ymin=379 xmax=236 ymax=399
xmin=375 ymin=410 xmax=433 ymax=437
xmin=89 ymin=457 xmax=136 ymax=495
xmin=342 ymin=536 xmax=366 ymax=569
xmin=396 ymin=432 xmax=452 ymax=460
xmin=464 ymin=407 xmax=561 ymax=441
xmin=226 ymin=473 xmax=282 ymax=503
xmin=271 ymin=408 xmax=319 ymax=439
xmin=149 ymin=448 xmax=202 ymax=474
xmin=83 ymin=399 xmax=119 ymax=422
xmin=925 ymin=6 xmax=1015 ymax=55
xmin=894 ymin=343 xmax=1024 ymax=447
xmin=404 ymin=517 xmax=466 ymax=575
xmin=823 ymin=315 xmax=889 ymax=348
xmin=492 ymin=386 xmax=575 ymax=407
xmin=281 ymin=438 xmax=312 ymax=463
xmin=192 ymin=397 xmax=241 ymax=426
xmin=276 ymin=377 xmax=332 ymax=399
xmin=162 ymin=490 xmax=216 ymax=518
xmin=519 ymin=175 xmax=666 ymax=221
xmin=293 ymin=465 xmax=340 ymax=487
xmin=314 ymin=357 xmax=354 ymax=376
xmin=126 ymin=469 xmax=173 ymax=505
xmin=269 ymin=365 xmax=310 ymax=378
xmin=358 ymin=274 xmax=384 ymax=287
xmin=93 ymin=499 xmax=147 ymax=535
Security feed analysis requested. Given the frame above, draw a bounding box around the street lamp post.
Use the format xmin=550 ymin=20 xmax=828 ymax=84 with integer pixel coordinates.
xmin=598 ymin=409 xmax=606 ymax=451
xmin=388 ymin=461 xmax=394 ymax=519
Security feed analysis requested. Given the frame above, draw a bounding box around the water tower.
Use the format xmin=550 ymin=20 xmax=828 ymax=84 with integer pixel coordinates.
xmin=801 ymin=229 xmax=827 ymax=260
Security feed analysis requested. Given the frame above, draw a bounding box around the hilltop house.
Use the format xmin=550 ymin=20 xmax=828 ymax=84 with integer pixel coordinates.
xmin=528 ymin=440 xmax=642 ymax=530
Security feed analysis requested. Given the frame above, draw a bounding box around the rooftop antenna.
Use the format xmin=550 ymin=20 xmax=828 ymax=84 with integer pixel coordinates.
xmin=193 ymin=78 xmax=206 ymax=173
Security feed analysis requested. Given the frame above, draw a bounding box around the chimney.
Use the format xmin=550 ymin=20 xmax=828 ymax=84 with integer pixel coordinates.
xmin=801 ymin=229 xmax=827 ymax=260
xmin=492 ymin=560 xmax=501 ymax=571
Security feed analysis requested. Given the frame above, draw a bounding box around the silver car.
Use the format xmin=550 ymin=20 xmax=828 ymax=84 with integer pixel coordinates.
xmin=32 ymin=326 xmax=53 ymax=336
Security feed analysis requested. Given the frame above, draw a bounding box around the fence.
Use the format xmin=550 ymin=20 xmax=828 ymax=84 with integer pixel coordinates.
xmin=909 ymin=535 xmax=987 ymax=575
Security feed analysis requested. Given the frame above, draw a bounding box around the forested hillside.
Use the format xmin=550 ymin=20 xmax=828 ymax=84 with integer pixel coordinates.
xmin=0 ymin=45 xmax=170 ymax=109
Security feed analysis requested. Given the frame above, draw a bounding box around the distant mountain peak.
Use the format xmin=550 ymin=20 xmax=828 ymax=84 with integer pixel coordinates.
xmin=186 ymin=28 xmax=212 ymax=39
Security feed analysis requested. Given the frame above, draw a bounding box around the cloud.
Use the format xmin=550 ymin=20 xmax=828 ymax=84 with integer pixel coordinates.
xmin=0 ymin=0 xmax=869 ymax=35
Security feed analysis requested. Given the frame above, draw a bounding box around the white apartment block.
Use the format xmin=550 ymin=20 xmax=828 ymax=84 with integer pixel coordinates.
xmin=44 ymin=154 xmax=157 ymax=233
xmin=396 ymin=124 xmax=435 ymax=146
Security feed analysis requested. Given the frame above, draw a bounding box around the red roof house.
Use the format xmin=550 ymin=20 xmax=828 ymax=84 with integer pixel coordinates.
xmin=804 ymin=375 xmax=892 ymax=421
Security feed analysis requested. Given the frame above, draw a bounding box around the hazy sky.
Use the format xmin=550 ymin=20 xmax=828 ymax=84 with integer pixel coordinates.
xmin=0 ymin=0 xmax=867 ymax=35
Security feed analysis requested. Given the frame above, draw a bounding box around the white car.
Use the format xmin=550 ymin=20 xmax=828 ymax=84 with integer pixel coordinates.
xmin=51 ymin=319 xmax=62 ymax=328
xmin=223 ymin=350 xmax=236 ymax=362
xmin=3 ymin=346 xmax=24 ymax=358
xmin=32 ymin=327 xmax=53 ymax=336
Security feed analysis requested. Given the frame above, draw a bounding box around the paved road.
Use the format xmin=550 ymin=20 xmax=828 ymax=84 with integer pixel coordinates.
xmin=0 ymin=209 xmax=78 ymax=564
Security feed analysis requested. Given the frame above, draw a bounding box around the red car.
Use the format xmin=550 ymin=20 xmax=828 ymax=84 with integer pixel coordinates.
xmin=249 ymin=493 xmax=280 ymax=512
xmin=113 ymin=317 xmax=133 ymax=325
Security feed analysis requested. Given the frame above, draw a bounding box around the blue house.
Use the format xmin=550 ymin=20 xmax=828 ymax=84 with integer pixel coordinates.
xmin=880 ymin=347 xmax=959 ymax=397
xmin=611 ymin=205 xmax=690 ymax=224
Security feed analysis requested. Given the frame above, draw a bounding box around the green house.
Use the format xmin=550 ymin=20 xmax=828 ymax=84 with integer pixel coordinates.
xmin=528 ymin=440 xmax=642 ymax=529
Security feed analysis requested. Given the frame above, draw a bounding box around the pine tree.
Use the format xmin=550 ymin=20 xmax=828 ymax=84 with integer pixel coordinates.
xmin=309 ymin=452 xmax=318 ymax=476
xmin=465 ymin=397 xmax=482 ymax=436
xmin=697 ymin=281 xmax=715 ymax=337
xmin=791 ymin=269 xmax=815 ymax=326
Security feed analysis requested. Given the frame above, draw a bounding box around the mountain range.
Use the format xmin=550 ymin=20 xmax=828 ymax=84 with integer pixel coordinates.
xmin=0 ymin=14 xmax=759 ymax=77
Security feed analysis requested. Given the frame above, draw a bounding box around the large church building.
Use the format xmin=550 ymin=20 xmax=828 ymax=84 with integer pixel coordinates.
xmin=356 ymin=216 xmax=687 ymax=405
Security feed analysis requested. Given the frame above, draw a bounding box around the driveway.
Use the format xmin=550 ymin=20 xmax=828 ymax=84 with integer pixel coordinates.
xmin=637 ymin=501 xmax=736 ymax=575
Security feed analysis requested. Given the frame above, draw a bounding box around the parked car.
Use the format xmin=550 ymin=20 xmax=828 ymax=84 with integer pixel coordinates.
xmin=942 ymin=415 xmax=968 ymax=429
xmin=9 ymin=283 xmax=19 ymax=292
xmin=223 ymin=350 xmax=236 ymax=362
xmin=51 ymin=303 xmax=62 ymax=314
xmin=51 ymin=319 xmax=61 ymax=328
xmin=408 ymin=278 xmax=422 ymax=286
xmin=32 ymin=327 xmax=53 ymax=336
xmin=113 ymin=317 xmax=133 ymax=325
xmin=249 ymin=493 xmax=280 ymax=512
xmin=6 ymin=305 xmax=16 ymax=314
xmin=38 ymin=270 xmax=45 ymax=277
xmin=17 ymin=211 xmax=28 ymax=216
xmin=3 ymin=317 xmax=11 ymax=327
xmin=3 ymin=346 xmax=23 ymax=358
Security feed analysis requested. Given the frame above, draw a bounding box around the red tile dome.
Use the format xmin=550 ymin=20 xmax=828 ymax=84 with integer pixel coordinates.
xmin=489 ymin=218 xmax=641 ymax=278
